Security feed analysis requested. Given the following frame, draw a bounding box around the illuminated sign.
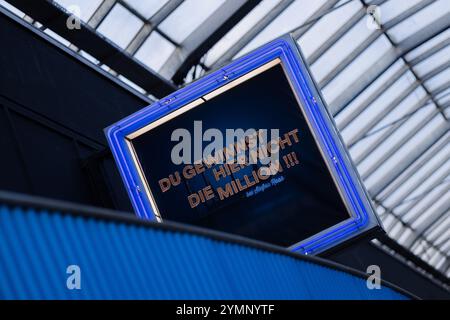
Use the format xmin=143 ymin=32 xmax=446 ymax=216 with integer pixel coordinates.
xmin=105 ymin=35 xmax=381 ymax=254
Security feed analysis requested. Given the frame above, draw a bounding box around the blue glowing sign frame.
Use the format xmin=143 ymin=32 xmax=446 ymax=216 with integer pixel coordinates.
xmin=105 ymin=35 xmax=381 ymax=255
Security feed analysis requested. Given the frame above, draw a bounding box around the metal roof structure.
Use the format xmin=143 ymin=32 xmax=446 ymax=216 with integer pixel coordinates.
xmin=1 ymin=0 xmax=449 ymax=278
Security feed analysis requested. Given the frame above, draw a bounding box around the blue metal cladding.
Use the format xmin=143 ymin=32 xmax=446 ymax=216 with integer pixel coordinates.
xmin=0 ymin=203 xmax=408 ymax=300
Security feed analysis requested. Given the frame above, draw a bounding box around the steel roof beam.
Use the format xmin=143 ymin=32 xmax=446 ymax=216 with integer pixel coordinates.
xmin=439 ymin=258 xmax=450 ymax=274
xmin=149 ymin=0 xmax=184 ymax=26
xmin=427 ymin=218 xmax=450 ymax=245
xmin=387 ymin=162 xmax=450 ymax=215
xmin=405 ymin=199 xmax=450 ymax=248
xmin=409 ymin=37 xmax=450 ymax=66
xmin=423 ymin=219 xmax=450 ymax=245
xmin=125 ymin=0 xmax=183 ymax=55
xmin=422 ymin=60 xmax=450 ymax=83
xmin=342 ymin=36 xmax=450 ymax=134
xmin=87 ymin=0 xmax=116 ymax=28
xmin=376 ymin=233 xmax=450 ymax=285
xmin=318 ymin=0 xmax=434 ymax=89
xmin=347 ymin=81 xmax=421 ymax=148
xmin=126 ymin=23 xmax=153 ymax=55
xmin=379 ymin=207 xmax=450 ymax=262
xmin=353 ymin=98 xmax=432 ymax=166
xmin=430 ymin=80 xmax=450 ymax=98
xmin=305 ymin=0 xmax=389 ymax=66
xmin=434 ymin=230 xmax=450 ymax=247
xmin=307 ymin=9 xmax=365 ymax=66
xmin=374 ymin=134 xmax=449 ymax=199
xmin=5 ymin=0 xmax=176 ymax=97
xmin=391 ymin=176 xmax=450 ymax=235
xmin=350 ymin=60 xmax=450 ymax=166
xmin=212 ymin=0 xmax=295 ymax=69
xmin=290 ymin=0 xmax=340 ymax=39
xmin=361 ymin=109 xmax=443 ymax=181
xmin=318 ymin=30 xmax=381 ymax=88
xmin=384 ymin=0 xmax=438 ymax=29
xmin=386 ymin=190 xmax=448 ymax=246
xmin=212 ymin=0 xmax=345 ymax=69
xmin=385 ymin=187 xmax=448 ymax=241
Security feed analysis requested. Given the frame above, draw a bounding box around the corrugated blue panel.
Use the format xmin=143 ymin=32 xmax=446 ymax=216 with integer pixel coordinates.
xmin=0 ymin=204 xmax=408 ymax=300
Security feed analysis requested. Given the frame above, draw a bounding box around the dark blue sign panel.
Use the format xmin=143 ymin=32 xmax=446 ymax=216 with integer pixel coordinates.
xmin=105 ymin=36 xmax=381 ymax=254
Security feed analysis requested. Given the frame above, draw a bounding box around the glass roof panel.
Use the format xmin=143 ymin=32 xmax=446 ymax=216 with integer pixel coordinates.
xmin=382 ymin=141 xmax=449 ymax=207
xmin=238 ymin=0 xmax=329 ymax=57
xmin=380 ymin=133 xmax=450 ymax=197
xmin=371 ymin=87 xmax=428 ymax=132
xmin=348 ymin=126 xmax=390 ymax=161
xmin=426 ymin=216 xmax=450 ymax=240
xmin=410 ymin=191 xmax=449 ymax=228
xmin=412 ymin=240 xmax=425 ymax=255
xmin=321 ymin=36 xmax=393 ymax=103
xmin=424 ymin=68 xmax=450 ymax=91
xmin=54 ymin=0 xmax=102 ymax=22
xmin=310 ymin=17 xmax=372 ymax=84
xmin=437 ymin=88 xmax=450 ymax=99
xmin=117 ymin=74 xmax=146 ymax=94
xmin=413 ymin=44 xmax=450 ymax=76
xmin=393 ymin=182 xmax=448 ymax=223
xmin=440 ymin=99 xmax=450 ymax=110
xmin=204 ymin=0 xmax=283 ymax=67
xmin=397 ymin=228 xmax=413 ymax=245
xmin=44 ymin=28 xmax=71 ymax=46
xmin=5 ymin=0 xmax=450 ymax=278
xmin=434 ymin=229 xmax=450 ymax=247
xmin=364 ymin=114 xmax=447 ymax=189
xmin=390 ymin=221 xmax=403 ymax=236
xmin=123 ymin=0 xmax=170 ymax=20
xmin=335 ymin=59 xmax=405 ymax=127
xmin=378 ymin=0 xmax=423 ymax=23
xmin=159 ymin=0 xmax=226 ymax=44
xmin=134 ymin=31 xmax=176 ymax=71
xmin=340 ymin=71 xmax=417 ymax=143
xmin=405 ymin=29 xmax=450 ymax=61
xmin=79 ymin=50 xmax=99 ymax=64
xmin=387 ymin=0 xmax=449 ymax=43
xmin=430 ymin=253 xmax=447 ymax=269
xmin=357 ymin=95 xmax=432 ymax=176
xmin=381 ymin=211 xmax=395 ymax=228
xmin=0 ymin=0 xmax=26 ymax=17
xmin=397 ymin=185 xmax=445 ymax=222
xmin=97 ymin=3 xmax=144 ymax=49
xmin=399 ymin=169 xmax=449 ymax=212
xmin=441 ymin=240 xmax=450 ymax=253
xmin=427 ymin=252 xmax=444 ymax=269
